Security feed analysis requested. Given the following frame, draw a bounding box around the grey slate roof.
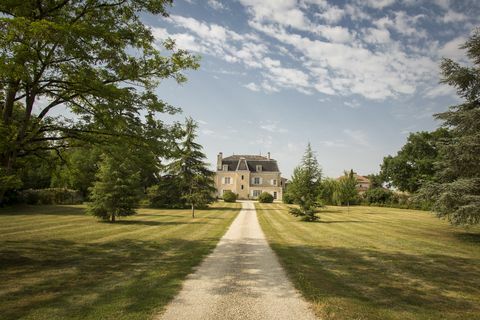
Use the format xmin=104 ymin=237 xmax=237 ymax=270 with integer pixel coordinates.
xmin=221 ymin=155 xmax=280 ymax=172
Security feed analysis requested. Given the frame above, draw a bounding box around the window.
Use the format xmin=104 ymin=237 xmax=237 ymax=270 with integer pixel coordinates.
xmin=241 ymin=175 xmax=244 ymax=180
xmin=253 ymin=190 xmax=261 ymax=197
xmin=273 ymin=191 xmax=277 ymax=199
xmin=253 ymin=177 xmax=260 ymax=185
xmin=224 ymin=177 xmax=231 ymax=184
xmin=241 ymin=185 xmax=244 ymax=190
xmin=222 ymin=165 xmax=228 ymax=171
xmin=256 ymin=165 xmax=262 ymax=172
xmin=272 ymin=179 xmax=277 ymax=186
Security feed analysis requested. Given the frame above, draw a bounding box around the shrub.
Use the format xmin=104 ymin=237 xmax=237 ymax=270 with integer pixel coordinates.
xmin=363 ymin=188 xmax=393 ymax=205
xmin=20 ymin=188 xmax=83 ymax=205
xmin=282 ymin=192 xmax=294 ymax=204
xmin=222 ymin=190 xmax=237 ymax=203
xmin=258 ymin=192 xmax=274 ymax=203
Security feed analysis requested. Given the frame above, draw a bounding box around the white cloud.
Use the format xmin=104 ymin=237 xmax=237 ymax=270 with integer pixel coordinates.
xmin=244 ymin=82 xmax=260 ymax=92
xmin=363 ymin=0 xmax=395 ymax=9
xmin=315 ymin=6 xmax=345 ymax=24
xmin=440 ymin=10 xmax=468 ymax=23
xmin=207 ymin=0 xmax=225 ymax=10
xmin=343 ymin=100 xmax=361 ymax=108
xmin=424 ymin=83 xmax=456 ymax=99
xmin=363 ymin=27 xmax=391 ymax=44
xmin=344 ymin=129 xmax=370 ymax=147
xmin=438 ymin=36 xmax=467 ymax=61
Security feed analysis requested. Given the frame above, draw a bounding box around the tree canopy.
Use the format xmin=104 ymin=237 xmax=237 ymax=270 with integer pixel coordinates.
xmin=0 ymin=0 xmax=199 ymax=204
xmin=380 ymin=129 xmax=450 ymax=193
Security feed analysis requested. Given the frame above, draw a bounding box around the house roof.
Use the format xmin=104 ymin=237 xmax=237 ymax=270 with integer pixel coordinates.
xmin=221 ymin=155 xmax=280 ymax=172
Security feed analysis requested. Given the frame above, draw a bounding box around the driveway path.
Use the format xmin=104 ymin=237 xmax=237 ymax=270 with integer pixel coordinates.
xmin=157 ymin=201 xmax=317 ymax=320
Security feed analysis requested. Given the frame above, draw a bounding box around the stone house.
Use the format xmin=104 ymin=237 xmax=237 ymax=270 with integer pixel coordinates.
xmin=215 ymin=152 xmax=285 ymax=200
xmin=337 ymin=172 xmax=371 ymax=193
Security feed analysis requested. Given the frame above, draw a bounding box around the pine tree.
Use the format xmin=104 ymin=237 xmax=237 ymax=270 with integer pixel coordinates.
xmin=422 ymin=29 xmax=480 ymax=225
xmin=87 ymin=153 xmax=142 ymax=223
xmin=169 ymin=118 xmax=215 ymax=218
xmin=287 ymin=143 xmax=323 ymax=221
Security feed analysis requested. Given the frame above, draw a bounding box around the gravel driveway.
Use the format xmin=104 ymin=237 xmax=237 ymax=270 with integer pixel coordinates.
xmin=157 ymin=201 xmax=317 ymax=320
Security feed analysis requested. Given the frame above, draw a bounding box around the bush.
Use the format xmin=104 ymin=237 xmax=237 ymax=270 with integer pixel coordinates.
xmin=258 ymin=192 xmax=274 ymax=203
xmin=20 ymin=188 xmax=83 ymax=205
xmin=222 ymin=190 xmax=237 ymax=203
xmin=282 ymin=192 xmax=294 ymax=204
xmin=363 ymin=188 xmax=393 ymax=205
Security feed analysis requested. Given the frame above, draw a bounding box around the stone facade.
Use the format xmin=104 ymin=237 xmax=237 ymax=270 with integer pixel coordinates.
xmin=215 ymin=152 xmax=285 ymax=200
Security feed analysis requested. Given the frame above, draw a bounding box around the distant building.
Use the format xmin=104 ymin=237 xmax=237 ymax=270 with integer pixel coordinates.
xmin=215 ymin=152 xmax=285 ymax=200
xmin=337 ymin=172 xmax=371 ymax=193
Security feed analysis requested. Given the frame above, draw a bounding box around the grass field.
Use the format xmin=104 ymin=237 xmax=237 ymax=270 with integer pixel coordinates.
xmin=0 ymin=202 xmax=240 ymax=320
xmin=256 ymin=203 xmax=480 ymax=320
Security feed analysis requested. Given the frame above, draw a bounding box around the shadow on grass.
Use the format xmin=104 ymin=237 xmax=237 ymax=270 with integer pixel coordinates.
xmin=0 ymin=238 xmax=217 ymax=320
xmin=270 ymin=243 xmax=480 ymax=318
xmin=454 ymin=232 xmax=480 ymax=244
xmin=113 ymin=220 xmax=207 ymax=226
xmin=0 ymin=205 xmax=86 ymax=216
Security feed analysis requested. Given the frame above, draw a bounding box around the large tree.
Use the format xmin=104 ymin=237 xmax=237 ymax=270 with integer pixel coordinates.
xmin=287 ymin=143 xmax=322 ymax=221
xmin=380 ymin=128 xmax=450 ymax=193
xmin=421 ymin=29 xmax=480 ymax=225
xmin=168 ymin=118 xmax=215 ymax=218
xmin=0 ymin=0 xmax=199 ymax=204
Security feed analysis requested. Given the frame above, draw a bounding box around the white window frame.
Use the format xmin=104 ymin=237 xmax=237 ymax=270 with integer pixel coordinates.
xmin=224 ymin=177 xmax=231 ymax=184
xmin=253 ymin=177 xmax=261 ymax=185
xmin=256 ymin=165 xmax=262 ymax=172
xmin=272 ymin=179 xmax=277 ymax=186
xmin=252 ymin=190 xmax=261 ymax=197
xmin=222 ymin=164 xmax=228 ymax=171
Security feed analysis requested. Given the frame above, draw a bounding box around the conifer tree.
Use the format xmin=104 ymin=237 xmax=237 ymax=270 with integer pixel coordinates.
xmin=421 ymin=29 xmax=480 ymax=225
xmin=287 ymin=143 xmax=322 ymax=221
xmin=169 ymin=118 xmax=215 ymax=218
xmin=87 ymin=152 xmax=142 ymax=223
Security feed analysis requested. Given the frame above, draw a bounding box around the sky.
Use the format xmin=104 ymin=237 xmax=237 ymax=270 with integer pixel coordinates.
xmin=143 ymin=0 xmax=479 ymax=178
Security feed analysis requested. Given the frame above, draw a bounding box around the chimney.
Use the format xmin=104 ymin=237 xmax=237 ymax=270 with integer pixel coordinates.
xmin=217 ymin=152 xmax=223 ymax=170
xmin=267 ymin=152 xmax=270 ymax=160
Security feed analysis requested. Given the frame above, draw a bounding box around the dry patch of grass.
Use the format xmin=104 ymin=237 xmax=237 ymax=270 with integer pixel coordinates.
xmin=0 ymin=202 xmax=240 ymax=320
xmin=257 ymin=203 xmax=480 ymax=320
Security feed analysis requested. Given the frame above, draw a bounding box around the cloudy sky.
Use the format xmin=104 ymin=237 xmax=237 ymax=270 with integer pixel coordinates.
xmin=145 ymin=0 xmax=479 ymax=178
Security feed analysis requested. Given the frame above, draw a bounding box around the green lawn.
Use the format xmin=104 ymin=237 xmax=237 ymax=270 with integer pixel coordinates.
xmin=0 ymin=202 xmax=240 ymax=320
xmin=256 ymin=203 xmax=480 ymax=320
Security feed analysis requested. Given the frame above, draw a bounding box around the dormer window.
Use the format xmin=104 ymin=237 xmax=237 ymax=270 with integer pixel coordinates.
xmin=256 ymin=165 xmax=262 ymax=172
xmin=222 ymin=165 xmax=228 ymax=171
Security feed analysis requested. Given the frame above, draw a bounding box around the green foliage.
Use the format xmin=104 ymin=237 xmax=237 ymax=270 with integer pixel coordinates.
xmin=334 ymin=170 xmax=359 ymax=206
xmin=318 ymin=178 xmax=338 ymax=205
xmin=282 ymin=192 xmax=294 ymax=204
xmin=0 ymin=0 xmax=199 ymax=204
xmin=51 ymin=147 xmax=102 ymax=197
xmin=222 ymin=190 xmax=237 ymax=203
xmin=167 ymin=118 xmax=215 ymax=217
xmin=258 ymin=192 xmax=274 ymax=203
xmin=363 ymin=188 xmax=393 ymax=205
xmin=380 ymin=129 xmax=450 ymax=193
xmin=146 ymin=176 xmax=185 ymax=208
xmin=87 ymin=153 xmax=142 ymax=222
xmin=419 ymin=29 xmax=480 ymax=225
xmin=20 ymin=188 xmax=83 ymax=205
xmin=287 ymin=144 xmax=323 ymax=221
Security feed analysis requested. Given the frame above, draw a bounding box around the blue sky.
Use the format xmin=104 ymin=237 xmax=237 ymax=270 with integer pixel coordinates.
xmin=145 ymin=0 xmax=479 ymax=178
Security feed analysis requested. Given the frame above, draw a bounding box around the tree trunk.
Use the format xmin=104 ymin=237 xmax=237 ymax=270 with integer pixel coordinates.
xmin=191 ymin=203 xmax=195 ymax=218
xmin=347 ymin=201 xmax=350 ymax=213
xmin=111 ymin=214 xmax=115 ymax=223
